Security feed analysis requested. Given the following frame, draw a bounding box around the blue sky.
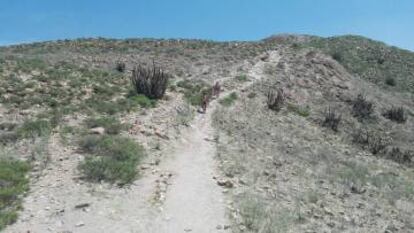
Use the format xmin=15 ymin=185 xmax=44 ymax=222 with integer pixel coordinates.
xmin=0 ymin=0 xmax=413 ymax=50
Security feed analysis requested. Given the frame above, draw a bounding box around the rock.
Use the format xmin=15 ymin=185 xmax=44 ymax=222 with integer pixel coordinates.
xmin=89 ymin=127 xmax=105 ymax=135
xmin=224 ymin=225 xmax=231 ymax=230
xmin=216 ymin=225 xmax=222 ymax=230
xmin=75 ymin=221 xmax=85 ymax=227
xmin=154 ymin=129 xmax=169 ymax=140
xmin=217 ymin=179 xmax=234 ymax=188
xmin=75 ymin=203 xmax=90 ymax=209
xmin=238 ymin=178 xmax=247 ymax=185
xmin=324 ymin=207 xmax=334 ymax=216
xmin=260 ymin=54 xmax=270 ymax=61
xmin=350 ymin=185 xmax=366 ymax=194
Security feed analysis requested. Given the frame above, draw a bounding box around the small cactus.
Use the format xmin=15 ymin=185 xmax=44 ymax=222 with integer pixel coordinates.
xmin=267 ymin=88 xmax=285 ymax=111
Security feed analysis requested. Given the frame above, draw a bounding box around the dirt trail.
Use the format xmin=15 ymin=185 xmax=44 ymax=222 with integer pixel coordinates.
xmin=6 ymin=50 xmax=281 ymax=233
xmin=153 ymin=106 xmax=228 ymax=232
xmin=152 ymin=50 xmax=281 ymax=233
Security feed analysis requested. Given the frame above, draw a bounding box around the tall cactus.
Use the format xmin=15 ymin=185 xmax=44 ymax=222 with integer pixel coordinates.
xmin=130 ymin=63 xmax=170 ymax=99
xmin=267 ymin=88 xmax=285 ymax=111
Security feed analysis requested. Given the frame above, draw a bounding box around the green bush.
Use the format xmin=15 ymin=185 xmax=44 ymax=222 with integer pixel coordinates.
xmin=0 ymin=159 xmax=30 ymax=230
xmin=177 ymin=79 xmax=212 ymax=106
xmin=129 ymin=94 xmax=157 ymax=108
xmin=385 ymin=77 xmax=397 ymax=86
xmin=16 ymin=119 xmax=51 ymax=139
xmin=78 ymin=135 xmax=145 ymax=185
xmin=235 ymin=74 xmax=248 ymax=82
xmin=287 ymin=104 xmax=310 ymax=117
xmin=219 ymin=92 xmax=238 ymax=107
xmin=331 ymin=51 xmax=343 ymax=62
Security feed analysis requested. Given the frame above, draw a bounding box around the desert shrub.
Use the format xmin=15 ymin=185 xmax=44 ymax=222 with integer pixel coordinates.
xmin=92 ymin=84 xmax=116 ymax=97
xmin=387 ymin=147 xmax=413 ymax=165
xmin=385 ymin=77 xmax=396 ymax=86
xmin=84 ymin=97 xmax=136 ymax=115
xmin=16 ymin=119 xmax=51 ymax=139
xmin=219 ymin=92 xmax=238 ymax=107
xmin=336 ymin=161 xmax=370 ymax=187
xmin=239 ymin=194 xmax=293 ymax=233
xmin=383 ymin=106 xmax=407 ymax=123
xmin=247 ymin=92 xmax=256 ymax=99
xmin=0 ymin=124 xmax=19 ymax=144
xmin=287 ymin=104 xmax=310 ymax=117
xmin=331 ymin=51 xmax=343 ymax=62
xmin=0 ymin=158 xmax=30 ymax=230
xmin=0 ymin=132 xmax=18 ymax=144
xmin=235 ymin=74 xmax=248 ymax=82
xmin=128 ymin=94 xmax=157 ymax=108
xmin=352 ymin=94 xmax=374 ymax=120
xmin=116 ymin=61 xmax=126 ymax=73
xmin=322 ymin=107 xmax=341 ymax=131
xmin=267 ymin=89 xmax=285 ymax=111
xmin=176 ymin=79 xmax=212 ymax=106
xmin=78 ymin=135 xmax=145 ymax=185
xmin=353 ymin=129 xmax=389 ymax=155
xmin=85 ymin=116 xmax=125 ymax=135
xmin=130 ymin=64 xmax=170 ymax=99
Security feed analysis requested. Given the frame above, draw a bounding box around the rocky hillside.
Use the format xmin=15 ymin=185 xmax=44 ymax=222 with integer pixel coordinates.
xmin=0 ymin=35 xmax=413 ymax=232
xmin=266 ymin=34 xmax=414 ymax=93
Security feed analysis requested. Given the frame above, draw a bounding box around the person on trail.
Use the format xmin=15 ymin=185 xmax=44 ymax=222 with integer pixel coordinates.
xmin=212 ymin=81 xmax=221 ymax=99
xmin=201 ymin=94 xmax=209 ymax=113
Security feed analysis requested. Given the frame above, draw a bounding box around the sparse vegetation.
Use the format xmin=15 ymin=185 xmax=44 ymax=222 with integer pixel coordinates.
xmin=387 ymin=147 xmax=413 ymax=165
xmin=16 ymin=119 xmax=51 ymax=139
xmin=304 ymin=35 xmax=414 ymax=93
xmin=0 ymin=157 xmax=30 ymax=231
xmin=1 ymin=34 xmax=414 ymax=232
xmin=130 ymin=64 xmax=170 ymax=99
xmin=116 ymin=61 xmax=126 ymax=72
xmin=219 ymin=92 xmax=238 ymax=107
xmin=352 ymin=94 xmax=375 ymax=120
xmin=383 ymin=106 xmax=407 ymax=123
xmin=336 ymin=161 xmax=370 ymax=188
xmin=176 ymin=79 xmax=212 ymax=106
xmin=127 ymin=93 xmax=157 ymax=108
xmin=331 ymin=51 xmax=343 ymax=62
xmin=235 ymin=74 xmax=248 ymax=82
xmin=353 ymin=129 xmax=389 ymax=155
xmin=238 ymin=194 xmax=293 ymax=233
xmin=385 ymin=77 xmax=396 ymax=86
xmin=322 ymin=107 xmax=341 ymax=131
xmin=175 ymin=103 xmax=194 ymax=126
xmin=287 ymin=104 xmax=310 ymax=117
xmin=78 ymin=135 xmax=145 ymax=185
xmin=85 ymin=116 xmax=125 ymax=135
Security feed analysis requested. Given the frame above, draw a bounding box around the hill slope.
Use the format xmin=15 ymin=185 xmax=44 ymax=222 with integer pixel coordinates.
xmin=266 ymin=34 xmax=414 ymax=93
xmin=0 ymin=35 xmax=413 ymax=232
